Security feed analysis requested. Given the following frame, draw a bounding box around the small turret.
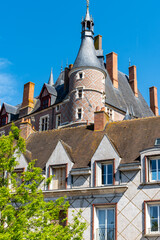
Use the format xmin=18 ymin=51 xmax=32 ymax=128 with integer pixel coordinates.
xmin=81 ymin=3 xmax=94 ymax=39
xmin=68 ymin=1 xmax=106 ymax=124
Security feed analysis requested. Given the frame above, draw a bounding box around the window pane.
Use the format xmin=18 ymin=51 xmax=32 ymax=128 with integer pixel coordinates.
xmin=151 ymin=160 xmax=157 ymax=181
xmin=102 ymin=165 xmax=106 ymax=185
xmin=107 ymin=209 xmax=115 ymax=240
xmin=150 ymin=206 xmax=158 ymax=232
xmin=98 ymin=210 xmax=105 ymax=228
xmin=150 ymin=206 xmax=158 ymax=219
xmin=107 ymin=209 xmax=114 ymax=226
xmin=107 ymin=165 xmax=113 ymax=184
xmin=151 ymin=219 xmax=158 ymax=231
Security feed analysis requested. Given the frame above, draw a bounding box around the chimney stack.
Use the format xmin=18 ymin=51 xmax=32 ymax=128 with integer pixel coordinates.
xmin=149 ymin=86 xmax=159 ymax=116
xmin=106 ymin=52 xmax=118 ymax=89
xmin=19 ymin=82 xmax=35 ymax=117
xmin=129 ymin=66 xmax=138 ymax=97
xmin=19 ymin=118 xmax=35 ymax=140
xmin=94 ymin=107 xmax=109 ymax=131
xmin=94 ymin=35 xmax=102 ymax=50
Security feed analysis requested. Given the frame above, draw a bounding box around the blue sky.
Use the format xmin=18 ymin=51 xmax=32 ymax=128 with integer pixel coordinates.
xmin=0 ymin=0 xmax=160 ymax=109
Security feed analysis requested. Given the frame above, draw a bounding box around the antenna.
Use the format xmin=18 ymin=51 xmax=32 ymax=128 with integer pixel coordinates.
xmin=129 ymin=58 xmax=131 ymax=67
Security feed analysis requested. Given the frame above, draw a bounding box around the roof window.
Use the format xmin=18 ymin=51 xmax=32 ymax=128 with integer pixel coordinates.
xmin=155 ymin=138 xmax=160 ymax=146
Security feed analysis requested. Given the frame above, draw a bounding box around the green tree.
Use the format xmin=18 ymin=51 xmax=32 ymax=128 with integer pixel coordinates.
xmin=0 ymin=124 xmax=86 ymax=240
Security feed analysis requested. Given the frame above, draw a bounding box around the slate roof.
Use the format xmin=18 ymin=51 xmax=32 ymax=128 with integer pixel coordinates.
xmin=105 ymin=71 xmax=154 ymax=118
xmin=72 ymin=36 xmax=106 ymax=73
xmin=45 ymin=83 xmax=57 ymax=96
xmin=4 ymin=103 xmax=18 ymax=115
xmin=25 ymin=116 xmax=160 ymax=169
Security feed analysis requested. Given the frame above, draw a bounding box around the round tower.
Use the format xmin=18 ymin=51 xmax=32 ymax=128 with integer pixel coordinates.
xmin=68 ymin=3 xmax=107 ymax=124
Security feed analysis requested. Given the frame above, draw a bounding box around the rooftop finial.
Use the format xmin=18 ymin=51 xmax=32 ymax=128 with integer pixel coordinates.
xmin=87 ymin=0 xmax=89 ymax=8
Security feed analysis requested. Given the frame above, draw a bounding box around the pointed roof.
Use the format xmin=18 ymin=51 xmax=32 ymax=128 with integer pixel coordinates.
xmin=48 ymin=69 xmax=54 ymax=86
xmin=72 ymin=37 xmax=105 ymax=72
xmin=84 ymin=6 xmax=91 ymax=21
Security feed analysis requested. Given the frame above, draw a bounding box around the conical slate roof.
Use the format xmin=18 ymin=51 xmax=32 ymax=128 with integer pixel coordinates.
xmin=48 ymin=69 xmax=54 ymax=86
xmin=73 ymin=37 xmax=105 ymax=71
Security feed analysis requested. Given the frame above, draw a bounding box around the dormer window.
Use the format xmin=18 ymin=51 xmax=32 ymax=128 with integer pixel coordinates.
xmin=155 ymin=139 xmax=160 ymax=146
xmin=42 ymin=97 xmax=50 ymax=110
xmin=149 ymin=159 xmax=160 ymax=182
xmin=0 ymin=114 xmax=8 ymax=127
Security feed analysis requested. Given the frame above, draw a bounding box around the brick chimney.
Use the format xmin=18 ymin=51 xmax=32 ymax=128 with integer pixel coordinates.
xmin=149 ymin=86 xmax=159 ymax=116
xmin=19 ymin=82 xmax=35 ymax=117
xmin=94 ymin=107 xmax=109 ymax=131
xmin=94 ymin=35 xmax=102 ymax=50
xmin=64 ymin=67 xmax=70 ymax=92
xmin=129 ymin=66 xmax=138 ymax=97
xmin=19 ymin=118 xmax=35 ymax=140
xmin=106 ymin=52 xmax=118 ymax=89
xmin=69 ymin=64 xmax=73 ymax=70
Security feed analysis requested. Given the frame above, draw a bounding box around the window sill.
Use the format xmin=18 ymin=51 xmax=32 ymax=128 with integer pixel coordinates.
xmin=140 ymin=181 xmax=160 ymax=186
xmin=43 ymin=184 xmax=128 ymax=198
xmin=144 ymin=233 xmax=160 ymax=237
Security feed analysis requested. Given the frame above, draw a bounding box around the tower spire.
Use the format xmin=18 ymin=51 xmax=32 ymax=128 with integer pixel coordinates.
xmin=48 ymin=68 xmax=54 ymax=86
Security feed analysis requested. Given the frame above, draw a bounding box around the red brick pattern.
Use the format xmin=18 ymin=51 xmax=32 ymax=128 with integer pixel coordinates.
xmin=69 ymin=69 xmax=105 ymax=123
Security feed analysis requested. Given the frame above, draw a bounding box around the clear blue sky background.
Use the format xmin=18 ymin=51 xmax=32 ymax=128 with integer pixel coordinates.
xmin=0 ymin=0 xmax=160 ymax=110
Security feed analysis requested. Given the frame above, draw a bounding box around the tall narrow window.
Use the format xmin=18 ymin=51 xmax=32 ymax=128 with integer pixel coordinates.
xmin=42 ymin=98 xmax=49 ymax=109
xmin=102 ymin=164 xmax=113 ymax=185
xmin=97 ymin=208 xmax=115 ymax=240
xmin=77 ymin=108 xmax=82 ymax=120
xmin=39 ymin=115 xmax=49 ymax=131
xmin=56 ymin=114 xmax=61 ymax=128
xmin=149 ymin=206 xmax=159 ymax=232
xmin=78 ymin=89 xmax=83 ymax=98
xmin=50 ymin=165 xmax=66 ymax=190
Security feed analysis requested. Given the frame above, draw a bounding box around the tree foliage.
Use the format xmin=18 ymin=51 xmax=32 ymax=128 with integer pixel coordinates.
xmin=0 ymin=124 xmax=86 ymax=240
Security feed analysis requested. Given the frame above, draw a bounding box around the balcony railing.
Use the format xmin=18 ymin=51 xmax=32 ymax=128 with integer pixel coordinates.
xmin=96 ymin=228 xmax=115 ymax=240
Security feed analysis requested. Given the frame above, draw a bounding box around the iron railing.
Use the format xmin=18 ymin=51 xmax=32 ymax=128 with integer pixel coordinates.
xmin=96 ymin=228 xmax=115 ymax=240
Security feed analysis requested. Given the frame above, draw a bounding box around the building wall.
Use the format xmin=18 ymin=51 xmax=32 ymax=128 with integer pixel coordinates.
xmin=69 ymin=69 xmax=105 ymax=123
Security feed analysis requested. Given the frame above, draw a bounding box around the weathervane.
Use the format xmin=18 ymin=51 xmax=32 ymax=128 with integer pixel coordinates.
xmin=86 ymin=0 xmax=89 ymax=8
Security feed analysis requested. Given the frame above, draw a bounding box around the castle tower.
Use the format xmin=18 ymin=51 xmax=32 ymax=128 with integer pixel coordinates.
xmin=68 ymin=2 xmax=107 ymax=124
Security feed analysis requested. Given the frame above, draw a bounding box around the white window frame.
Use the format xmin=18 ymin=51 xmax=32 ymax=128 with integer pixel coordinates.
xmin=39 ymin=114 xmax=49 ymax=132
xmin=76 ymin=71 xmax=84 ymax=80
xmin=105 ymin=107 xmax=114 ymax=120
xmin=148 ymin=157 xmax=160 ymax=182
xmin=76 ymin=108 xmax=83 ymax=120
xmin=56 ymin=105 xmax=60 ymax=112
xmin=76 ymin=88 xmax=84 ymax=99
xmin=49 ymin=164 xmax=66 ymax=190
xmin=95 ymin=161 xmax=114 ymax=187
xmin=145 ymin=201 xmax=160 ymax=236
xmin=94 ymin=206 xmax=116 ymax=240
xmin=56 ymin=114 xmax=61 ymax=129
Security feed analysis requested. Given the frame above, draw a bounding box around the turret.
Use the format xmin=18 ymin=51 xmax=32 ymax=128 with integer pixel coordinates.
xmin=68 ymin=1 xmax=106 ymax=124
